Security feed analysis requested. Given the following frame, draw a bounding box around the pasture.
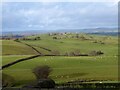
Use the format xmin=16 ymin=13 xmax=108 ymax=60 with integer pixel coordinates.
xmin=3 ymin=56 xmax=118 ymax=86
xmin=2 ymin=33 xmax=118 ymax=87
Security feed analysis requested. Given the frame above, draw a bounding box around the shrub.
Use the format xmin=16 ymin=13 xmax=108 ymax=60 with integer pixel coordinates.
xmin=64 ymin=52 xmax=69 ymax=56
xmin=99 ymin=41 xmax=105 ymax=44
xmin=36 ymin=79 xmax=55 ymax=88
xmin=33 ymin=65 xmax=52 ymax=79
xmin=93 ymin=41 xmax=97 ymax=43
xmin=79 ymin=35 xmax=87 ymax=40
xmin=53 ymin=37 xmax=57 ymax=39
xmin=76 ymin=34 xmax=79 ymax=38
xmin=14 ymin=38 xmax=20 ymax=42
xmin=74 ymin=50 xmax=81 ymax=56
xmin=69 ymin=52 xmax=75 ymax=56
xmin=51 ymin=50 xmax=60 ymax=55
xmin=35 ymin=37 xmax=41 ymax=40
xmin=32 ymin=66 xmax=55 ymax=88
xmin=68 ymin=50 xmax=81 ymax=56
xmin=89 ymin=50 xmax=104 ymax=56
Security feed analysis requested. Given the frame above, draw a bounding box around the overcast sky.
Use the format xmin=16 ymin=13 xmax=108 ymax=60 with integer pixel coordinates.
xmin=2 ymin=2 xmax=118 ymax=31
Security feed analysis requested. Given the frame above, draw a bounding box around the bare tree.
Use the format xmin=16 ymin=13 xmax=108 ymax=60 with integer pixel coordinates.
xmin=32 ymin=66 xmax=55 ymax=88
xmin=33 ymin=65 xmax=52 ymax=79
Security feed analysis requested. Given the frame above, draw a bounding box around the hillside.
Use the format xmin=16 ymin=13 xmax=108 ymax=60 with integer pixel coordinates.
xmin=20 ymin=33 xmax=118 ymax=56
xmin=2 ymin=40 xmax=38 ymax=55
xmin=2 ymin=33 xmax=118 ymax=87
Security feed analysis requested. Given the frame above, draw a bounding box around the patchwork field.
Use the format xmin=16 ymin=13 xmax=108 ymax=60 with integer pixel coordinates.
xmin=2 ymin=40 xmax=37 ymax=55
xmin=3 ymin=56 xmax=118 ymax=86
xmin=2 ymin=33 xmax=119 ymax=87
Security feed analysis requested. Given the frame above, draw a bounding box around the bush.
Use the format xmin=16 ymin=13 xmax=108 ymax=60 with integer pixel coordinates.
xmin=89 ymin=50 xmax=104 ymax=56
xmin=33 ymin=65 xmax=52 ymax=79
xmin=53 ymin=37 xmax=57 ymax=39
xmin=76 ymin=34 xmax=79 ymax=38
xmin=93 ymin=41 xmax=97 ymax=43
xmin=68 ymin=50 xmax=81 ymax=56
xmin=99 ymin=41 xmax=105 ymax=44
xmin=36 ymin=79 xmax=55 ymax=88
xmin=73 ymin=50 xmax=81 ymax=56
xmin=79 ymin=35 xmax=87 ymax=40
xmin=51 ymin=50 xmax=60 ymax=55
xmin=64 ymin=52 xmax=69 ymax=56
xmin=14 ymin=38 xmax=20 ymax=42
xmin=35 ymin=37 xmax=41 ymax=40
xmin=69 ymin=52 xmax=75 ymax=56
xmin=2 ymin=73 xmax=15 ymax=87
xmin=32 ymin=66 xmax=55 ymax=88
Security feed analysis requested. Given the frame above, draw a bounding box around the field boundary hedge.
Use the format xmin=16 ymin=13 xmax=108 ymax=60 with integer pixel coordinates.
xmin=2 ymin=55 xmax=41 ymax=69
xmin=14 ymin=40 xmax=42 ymax=55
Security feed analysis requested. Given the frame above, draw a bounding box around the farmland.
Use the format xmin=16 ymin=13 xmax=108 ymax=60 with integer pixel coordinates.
xmin=2 ymin=33 xmax=118 ymax=87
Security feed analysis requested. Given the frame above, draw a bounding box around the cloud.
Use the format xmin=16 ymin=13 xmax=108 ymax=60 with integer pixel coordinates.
xmin=2 ymin=2 xmax=117 ymax=31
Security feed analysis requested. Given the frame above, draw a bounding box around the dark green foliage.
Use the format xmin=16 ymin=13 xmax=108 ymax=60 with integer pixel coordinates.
xmin=21 ymin=37 xmax=41 ymax=41
xmin=32 ymin=66 xmax=55 ymax=88
xmin=53 ymin=37 xmax=57 ymax=39
xmin=89 ymin=50 xmax=104 ymax=56
xmin=33 ymin=65 xmax=52 ymax=79
xmin=76 ymin=34 xmax=79 ymax=38
xmin=35 ymin=37 xmax=41 ymax=40
xmin=36 ymin=79 xmax=55 ymax=88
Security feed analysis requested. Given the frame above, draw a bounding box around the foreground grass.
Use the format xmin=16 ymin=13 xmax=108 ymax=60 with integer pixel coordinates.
xmin=3 ymin=56 xmax=118 ymax=86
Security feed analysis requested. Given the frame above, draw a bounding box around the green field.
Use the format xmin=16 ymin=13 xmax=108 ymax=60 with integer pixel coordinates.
xmin=2 ymin=33 xmax=118 ymax=87
xmin=2 ymin=40 xmax=37 ymax=55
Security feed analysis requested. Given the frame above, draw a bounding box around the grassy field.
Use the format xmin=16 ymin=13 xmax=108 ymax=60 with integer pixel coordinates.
xmin=2 ymin=33 xmax=118 ymax=87
xmin=3 ymin=56 xmax=118 ymax=86
xmin=2 ymin=55 xmax=31 ymax=66
xmin=21 ymin=34 xmax=118 ymax=56
xmin=2 ymin=40 xmax=37 ymax=55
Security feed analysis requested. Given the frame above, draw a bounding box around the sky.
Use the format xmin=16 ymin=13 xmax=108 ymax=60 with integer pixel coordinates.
xmin=2 ymin=2 xmax=118 ymax=31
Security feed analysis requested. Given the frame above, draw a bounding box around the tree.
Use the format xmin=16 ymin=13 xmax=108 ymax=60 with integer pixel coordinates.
xmin=89 ymin=50 xmax=104 ymax=56
xmin=32 ymin=65 xmax=55 ymax=88
xmin=80 ymin=35 xmax=87 ymax=40
xmin=69 ymin=51 xmax=75 ymax=56
xmin=64 ymin=52 xmax=69 ymax=56
xmin=53 ymin=37 xmax=57 ymax=39
xmin=35 ymin=37 xmax=41 ymax=40
xmin=74 ymin=50 xmax=81 ymax=56
xmin=76 ymin=34 xmax=79 ymax=38
xmin=33 ymin=65 xmax=52 ymax=79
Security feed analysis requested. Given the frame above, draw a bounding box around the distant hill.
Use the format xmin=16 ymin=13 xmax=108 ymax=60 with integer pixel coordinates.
xmin=88 ymin=32 xmax=119 ymax=36
xmin=2 ymin=27 xmax=118 ymax=36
